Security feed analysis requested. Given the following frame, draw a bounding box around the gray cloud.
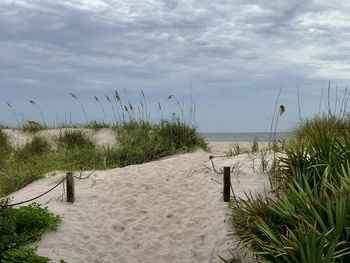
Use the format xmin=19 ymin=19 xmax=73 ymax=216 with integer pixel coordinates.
xmin=0 ymin=0 xmax=349 ymax=130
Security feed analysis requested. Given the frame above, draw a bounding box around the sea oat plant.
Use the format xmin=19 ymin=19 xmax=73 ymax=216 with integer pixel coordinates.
xmin=5 ymin=101 xmax=20 ymax=127
xmin=29 ymin=100 xmax=46 ymax=126
xmin=70 ymin=92 xmax=88 ymax=123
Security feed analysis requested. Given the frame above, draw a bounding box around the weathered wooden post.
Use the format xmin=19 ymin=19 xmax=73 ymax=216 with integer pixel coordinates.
xmin=101 ymin=156 xmax=107 ymax=169
xmin=66 ymin=171 xmax=75 ymax=203
xmin=223 ymin=166 xmax=231 ymax=202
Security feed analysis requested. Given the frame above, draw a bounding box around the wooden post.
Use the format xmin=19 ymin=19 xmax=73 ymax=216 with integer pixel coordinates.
xmin=66 ymin=171 xmax=75 ymax=203
xmin=223 ymin=167 xmax=231 ymax=202
xmin=101 ymin=156 xmax=107 ymax=169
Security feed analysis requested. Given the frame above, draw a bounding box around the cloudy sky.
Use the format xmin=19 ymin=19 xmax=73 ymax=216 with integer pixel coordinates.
xmin=1 ymin=0 xmax=350 ymax=132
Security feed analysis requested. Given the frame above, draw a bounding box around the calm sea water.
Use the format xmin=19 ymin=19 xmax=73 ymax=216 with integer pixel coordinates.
xmin=200 ymin=132 xmax=292 ymax=142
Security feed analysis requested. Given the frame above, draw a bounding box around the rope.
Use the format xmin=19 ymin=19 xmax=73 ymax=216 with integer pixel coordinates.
xmin=209 ymin=156 xmax=224 ymax=175
xmin=209 ymin=154 xmax=229 ymax=159
xmin=4 ymin=176 xmax=67 ymax=207
xmin=3 ymin=169 xmax=98 ymax=208
xmin=73 ymin=170 xmax=96 ymax=180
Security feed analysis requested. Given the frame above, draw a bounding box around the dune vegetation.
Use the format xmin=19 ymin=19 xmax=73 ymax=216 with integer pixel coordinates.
xmin=229 ymin=113 xmax=350 ymax=262
xmin=0 ymin=91 xmax=206 ymax=197
xmin=0 ymin=91 xmax=206 ymax=262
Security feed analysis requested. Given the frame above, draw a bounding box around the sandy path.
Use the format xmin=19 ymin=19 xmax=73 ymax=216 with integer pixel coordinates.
xmin=9 ymin=142 xmax=270 ymax=263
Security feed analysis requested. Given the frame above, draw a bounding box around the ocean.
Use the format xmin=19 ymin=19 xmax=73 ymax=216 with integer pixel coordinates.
xmin=200 ymin=132 xmax=292 ymax=142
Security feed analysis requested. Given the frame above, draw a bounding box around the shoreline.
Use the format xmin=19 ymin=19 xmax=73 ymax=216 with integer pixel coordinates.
xmin=201 ymin=132 xmax=291 ymax=142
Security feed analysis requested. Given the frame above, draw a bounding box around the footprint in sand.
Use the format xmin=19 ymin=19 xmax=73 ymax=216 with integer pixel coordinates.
xmin=111 ymin=224 xmax=126 ymax=232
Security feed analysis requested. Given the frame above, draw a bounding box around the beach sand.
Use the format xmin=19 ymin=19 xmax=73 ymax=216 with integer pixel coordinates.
xmin=7 ymin=130 xmax=271 ymax=263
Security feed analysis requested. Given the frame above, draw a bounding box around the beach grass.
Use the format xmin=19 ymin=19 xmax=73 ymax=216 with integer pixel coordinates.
xmin=0 ymin=91 xmax=206 ymax=197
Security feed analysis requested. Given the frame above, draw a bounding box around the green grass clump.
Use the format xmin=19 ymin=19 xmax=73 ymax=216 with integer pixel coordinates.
xmin=113 ymin=121 xmax=206 ymax=166
xmin=15 ymin=136 xmax=50 ymax=160
xmin=22 ymin=121 xmax=46 ymax=133
xmin=0 ymin=198 xmax=60 ymax=262
xmin=57 ymin=130 xmax=95 ymax=150
xmin=251 ymin=138 xmax=259 ymax=152
xmin=157 ymin=120 xmax=207 ymax=152
xmin=0 ymin=154 xmax=67 ymax=196
xmin=229 ymin=114 xmax=350 ymax=262
xmin=112 ymin=122 xmax=163 ymax=165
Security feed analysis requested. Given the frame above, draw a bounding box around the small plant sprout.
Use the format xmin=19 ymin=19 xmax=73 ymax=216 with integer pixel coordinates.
xmin=70 ymin=92 xmax=88 ymax=123
xmin=231 ymin=161 xmax=242 ymax=178
xmin=251 ymin=138 xmax=259 ymax=152
xmin=259 ymin=151 xmax=269 ymax=173
xmin=29 ymin=100 xmax=46 ymax=126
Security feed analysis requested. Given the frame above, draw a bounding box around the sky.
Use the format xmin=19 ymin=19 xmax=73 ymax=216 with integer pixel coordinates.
xmin=1 ymin=0 xmax=350 ymax=132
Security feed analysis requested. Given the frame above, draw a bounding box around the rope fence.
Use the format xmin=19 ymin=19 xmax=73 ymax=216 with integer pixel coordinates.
xmin=4 ymin=177 xmax=67 ymax=207
xmin=3 ymin=169 xmax=97 ymax=208
xmin=3 ymin=154 xmax=237 ymax=207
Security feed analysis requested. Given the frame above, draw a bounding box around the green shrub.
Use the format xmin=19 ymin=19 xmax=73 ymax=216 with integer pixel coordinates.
xmin=279 ymin=115 xmax=350 ymax=188
xmin=230 ymin=173 xmax=350 ymax=262
xmin=1 ymin=247 xmax=49 ymax=263
xmin=229 ymin=115 xmax=350 ymax=262
xmin=0 ymin=198 xmax=60 ymax=261
xmin=0 ymin=200 xmax=60 ymax=254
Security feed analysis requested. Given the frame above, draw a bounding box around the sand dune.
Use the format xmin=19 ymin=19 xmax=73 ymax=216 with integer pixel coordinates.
xmin=9 ymin=139 xmax=270 ymax=263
